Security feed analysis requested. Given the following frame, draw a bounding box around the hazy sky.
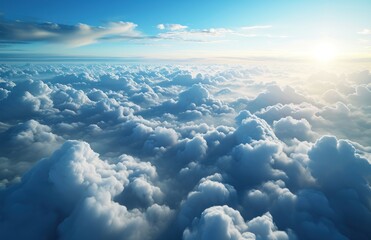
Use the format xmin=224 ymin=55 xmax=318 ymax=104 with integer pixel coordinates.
xmin=1 ymin=0 xmax=371 ymax=61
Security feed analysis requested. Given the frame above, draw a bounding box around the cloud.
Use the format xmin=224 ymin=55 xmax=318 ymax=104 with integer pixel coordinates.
xmin=256 ymin=103 xmax=319 ymax=125
xmin=154 ymin=24 xmax=285 ymax=43
xmin=0 ymin=119 xmax=63 ymax=186
xmin=322 ymin=89 xmax=345 ymax=104
xmin=157 ymin=28 xmax=233 ymax=42
xmin=178 ymin=174 xmax=237 ymax=229
xmin=235 ymin=25 xmax=288 ymax=38
xmin=358 ymin=29 xmax=371 ymax=35
xmin=348 ymin=70 xmax=371 ymax=84
xmin=0 ymin=79 xmax=55 ymax=121
xmin=241 ymin=25 xmax=272 ymax=30
xmin=0 ymin=63 xmax=370 ymax=239
xmin=183 ymin=205 xmax=292 ymax=240
xmin=306 ymin=136 xmax=371 ymax=239
xmin=154 ymin=23 xmax=285 ymax=43
xmin=0 ymin=140 xmax=174 ymax=240
xmin=157 ymin=23 xmax=188 ymax=31
xmin=140 ymin=83 xmax=232 ymax=120
xmin=347 ymin=85 xmax=371 ymax=108
xmin=156 ymin=24 xmax=286 ymax=42
xmin=0 ymin=18 xmax=141 ymax=47
xmin=234 ymin=85 xmax=309 ymax=113
xmin=0 ymin=17 xmax=285 ymax=47
xmin=273 ymin=116 xmax=316 ymax=141
xmin=308 ymin=136 xmax=370 ymax=194
xmin=157 ymin=24 xmax=165 ymax=30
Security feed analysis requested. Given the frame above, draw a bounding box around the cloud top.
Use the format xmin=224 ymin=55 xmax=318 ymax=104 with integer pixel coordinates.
xmin=0 ymin=64 xmax=370 ymax=239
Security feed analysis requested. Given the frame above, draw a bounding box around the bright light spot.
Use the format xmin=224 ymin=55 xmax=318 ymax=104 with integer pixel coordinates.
xmin=312 ymin=41 xmax=338 ymax=63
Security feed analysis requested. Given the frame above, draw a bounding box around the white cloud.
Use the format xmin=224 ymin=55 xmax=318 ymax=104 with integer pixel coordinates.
xmin=0 ymin=140 xmax=174 ymax=239
xmin=157 ymin=28 xmax=233 ymax=42
xmin=183 ymin=205 xmax=291 ymax=240
xmin=358 ymin=29 xmax=371 ymax=35
xmin=157 ymin=24 xmax=165 ymax=30
xmin=0 ymin=63 xmax=370 ymax=240
xmin=273 ymin=116 xmax=316 ymax=141
xmin=241 ymin=25 xmax=273 ymax=30
xmin=0 ymin=19 xmax=141 ymax=47
xmin=0 ymin=18 xmax=286 ymax=47
xmin=158 ymin=24 xmax=279 ymax=42
xmin=157 ymin=23 xmax=188 ymax=31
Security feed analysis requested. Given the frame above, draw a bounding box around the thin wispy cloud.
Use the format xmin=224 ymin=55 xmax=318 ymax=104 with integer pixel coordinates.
xmin=157 ymin=23 xmax=188 ymax=31
xmin=358 ymin=29 xmax=371 ymax=35
xmin=235 ymin=25 xmax=287 ymax=38
xmin=0 ymin=19 xmax=141 ymax=47
xmin=157 ymin=28 xmax=233 ymax=42
xmin=155 ymin=24 xmax=285 ymax=42
xmin=241 ymin=25 xmax=272 ymax=30
xmin=0 ymin=18 xmax=283 ymax=47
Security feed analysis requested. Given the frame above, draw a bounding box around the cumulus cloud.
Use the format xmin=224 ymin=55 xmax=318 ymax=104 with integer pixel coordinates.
xmin=140 ymin=83 xmax=232 ymax=120
xmin=233 ymin=85 xmax=309 ymax=113
xmin=0 ymin=140 xmax=174 ymax=240
xmin=183 ymin=205 xmax=291 ymax=240
xmin=0 ymin=18 xmax=141 ymax=47
xmin=178 ymin=174 xmax=237 ymax=229
xmin=0 ymin=119 xmax=63 ymax=186
xmin=0 ymin=64 xmax=370 ymax=240
xmin=0 ymin=79 xmax=55 ymax=121
xmin=273 ymin=116 xmax=316 ymax=141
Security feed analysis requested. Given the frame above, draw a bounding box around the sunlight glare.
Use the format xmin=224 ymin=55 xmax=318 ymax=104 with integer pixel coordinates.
xmin=312 ymin=41 xmax=337 ymax=63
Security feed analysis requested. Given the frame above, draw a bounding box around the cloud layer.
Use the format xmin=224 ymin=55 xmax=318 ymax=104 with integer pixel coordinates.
xmin=0 ymin=64 xmax=370 ymax=239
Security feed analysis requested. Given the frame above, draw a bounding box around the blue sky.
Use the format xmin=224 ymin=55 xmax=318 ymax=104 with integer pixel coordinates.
xmin=1 ymin=2 xmax=371 ymax=239
xmin=1 ymin=0 xmax=371 ymax=61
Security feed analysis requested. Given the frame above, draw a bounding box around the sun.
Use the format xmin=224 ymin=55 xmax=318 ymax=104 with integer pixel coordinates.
xmin=312 ymin=41 xmax=338 ymax=63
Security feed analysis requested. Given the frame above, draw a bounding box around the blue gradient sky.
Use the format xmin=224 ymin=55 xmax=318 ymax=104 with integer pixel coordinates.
xmin=1 ymin=0 xmax=371 ymax=60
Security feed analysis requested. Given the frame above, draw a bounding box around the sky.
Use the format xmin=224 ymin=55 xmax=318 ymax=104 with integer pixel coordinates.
xmin=1 ymin=0 xmax=371 ymax=61
xmin=0 ymin=1 xmax=371 ymax=239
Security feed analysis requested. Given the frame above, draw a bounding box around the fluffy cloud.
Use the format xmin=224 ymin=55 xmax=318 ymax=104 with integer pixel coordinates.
xmin=0 ymin=64 xmax=370 ymax=240
xmin=0 ymin=120 xmax=63 ymax=186
xmin=253 ymin=85 xmax=308 ymax=111
xmin=0 ymin=79 xmax=55 ymax=121
xmin=183 ymin=205 xmax=291 ymax=240
xmin=0 ymin=140 xmax=173 ymax=240
xmin=140 ymin=83 xmax=232 ymax=120
xmin=178 ymin=174 xmax=237 ymax=229
xmin=273 ymin=116 xmax=316 ymax=141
